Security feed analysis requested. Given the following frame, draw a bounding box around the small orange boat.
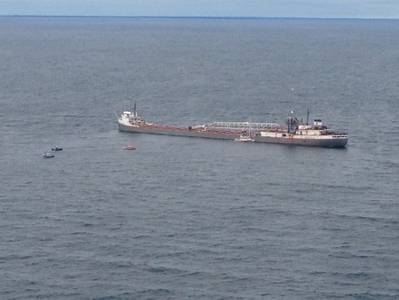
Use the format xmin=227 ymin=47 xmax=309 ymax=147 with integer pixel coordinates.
xmin=123 ymin=145 xmax=136 ymax=150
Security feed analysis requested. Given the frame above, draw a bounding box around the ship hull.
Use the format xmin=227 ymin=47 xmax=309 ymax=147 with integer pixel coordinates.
xmin=254 ymin=135 xmax=348 ymax=148
xmin=118 ymin=120 xmax=348 ymax=148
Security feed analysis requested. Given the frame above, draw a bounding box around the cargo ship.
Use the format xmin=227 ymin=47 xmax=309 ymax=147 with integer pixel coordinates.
xmin=118 ymin=104 xmax=348 ymax=148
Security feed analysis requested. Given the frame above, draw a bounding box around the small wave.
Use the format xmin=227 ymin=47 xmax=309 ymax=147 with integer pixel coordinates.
xmin=132 ymin=234 xmax=150 ymax=239
xmin=147 ymin=265 xmax=183 ymax=274
xmin=328 ymin=252 xmax=371 ymax=259
xmin=31 ymin=292 xmax=82 ymax=299
xmin=0 ymin=254 xmax=33 ymax=261
xmin=325 ymin=212 xmax=399 ymax=226
xmin=70 ymin=231 xmax=90 ymax=235
xmin=345 ymin=292 xmax=399 ymax=299
xmin=331 ymin=271 xmax=371 ymax=280
xmin=309 ymin=271 xmax=326 ymax=276
xmin=137 ymin=288 xmax=173 ymax=296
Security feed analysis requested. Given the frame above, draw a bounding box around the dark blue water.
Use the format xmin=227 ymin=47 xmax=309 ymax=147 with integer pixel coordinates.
xmin=1 ymin=17 xmax=399 ymax=299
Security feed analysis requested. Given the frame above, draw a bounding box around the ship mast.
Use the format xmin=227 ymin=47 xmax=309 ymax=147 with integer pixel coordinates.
xmin=133 ymin=102 xmax=137 ymax=117
xmin=287 ymin=111 xmax=298 ymax=134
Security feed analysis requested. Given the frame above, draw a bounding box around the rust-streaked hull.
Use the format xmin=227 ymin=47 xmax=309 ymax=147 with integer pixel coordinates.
xmin=118 ymin=121 xmax=238 ymax=140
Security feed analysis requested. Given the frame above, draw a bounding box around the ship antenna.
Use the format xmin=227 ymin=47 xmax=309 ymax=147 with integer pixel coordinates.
xmin=306 ymin=108 xmax=310 ymax=125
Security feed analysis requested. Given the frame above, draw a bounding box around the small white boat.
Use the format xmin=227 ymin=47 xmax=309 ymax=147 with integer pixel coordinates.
xmin=234 ymin=134 xmax=255 ymax=143
xmin=234 ymin=123 xmax=255 ymax=142
xmin=43 ymin=152 xmax=55 ymax=158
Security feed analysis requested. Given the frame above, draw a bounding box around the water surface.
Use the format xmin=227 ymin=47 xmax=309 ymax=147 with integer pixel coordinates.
xmin=1 ymin=17 xmax=399 ymax=299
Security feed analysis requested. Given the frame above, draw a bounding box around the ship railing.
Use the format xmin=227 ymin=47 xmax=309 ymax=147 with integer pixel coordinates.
xmin=206 ymin=122 xmax=281 ymax=130
xmin=320 ymin=130 xmax=348 ymax=136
